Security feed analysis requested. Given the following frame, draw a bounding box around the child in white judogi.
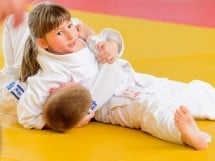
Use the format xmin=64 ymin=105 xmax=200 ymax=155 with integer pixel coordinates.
xmin=2 ymin=1 xmax=215 ymax=151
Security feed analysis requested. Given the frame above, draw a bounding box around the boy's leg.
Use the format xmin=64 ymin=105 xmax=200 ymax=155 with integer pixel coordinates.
xmin=141 ymin=99 xmax=211 ymax=150
xmin=95 ymin=98 xmax=183 ymax=143
xmin=174 ymin=106 xmax=210 ymax=150
xmin=139 ymin=99 xmax=183 ymax=144
xmin=174 ymin=80 xmax=215 ymax=120
xmin=95 ymin=97 xmax=210 ymax=150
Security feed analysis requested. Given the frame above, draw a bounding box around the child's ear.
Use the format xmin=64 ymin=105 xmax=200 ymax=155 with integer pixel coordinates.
xmin=36 ymin=38 xmax=48 ymax=49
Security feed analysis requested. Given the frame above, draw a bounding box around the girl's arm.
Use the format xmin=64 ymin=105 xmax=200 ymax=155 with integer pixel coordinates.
xmin=71 ymin=18 xmax=124 ymax=63
xmin=86 ymin=28 xmax=124 ymax=63
xmin=17 ymin=74 xmax=67 ymax=129
xmin=17 ymin=78 xmax=50 ymax=129
xmin=95 ymin=40 xmax=118 ymax=64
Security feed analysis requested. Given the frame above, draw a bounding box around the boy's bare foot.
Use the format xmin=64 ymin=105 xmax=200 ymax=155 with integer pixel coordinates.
xmin=174 ymin=105 xmax=211 ymax=150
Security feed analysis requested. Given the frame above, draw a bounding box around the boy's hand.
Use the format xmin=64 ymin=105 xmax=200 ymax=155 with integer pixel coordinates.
xmin=74 ymin=112 xmax=95 ymax=128
xmin=96 ymin=40 xmax=118 ymax=64
xmin=76 ymin=24 xmax=96 ymax=41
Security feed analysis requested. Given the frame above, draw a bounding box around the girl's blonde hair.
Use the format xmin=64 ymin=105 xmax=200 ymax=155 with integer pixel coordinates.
xmin=20 ymin=2 xmax=71 ymax=81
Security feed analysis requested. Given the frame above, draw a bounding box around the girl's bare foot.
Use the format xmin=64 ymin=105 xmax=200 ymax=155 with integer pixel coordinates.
xmin=174 ymin=106 xmax=211 ymax=150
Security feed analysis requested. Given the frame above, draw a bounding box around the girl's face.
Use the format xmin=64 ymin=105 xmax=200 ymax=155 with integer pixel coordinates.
xmin=43 ymin=20 xmax=82 ymax=54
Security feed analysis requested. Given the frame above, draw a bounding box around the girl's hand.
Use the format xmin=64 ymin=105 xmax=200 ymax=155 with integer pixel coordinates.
xmin=74 ymin=112 xmax=95 ymax=128
xmin=76 ymin=24 xmax=96 ymax=41
xmin=96 ymin=40 xmax=118 ymax=64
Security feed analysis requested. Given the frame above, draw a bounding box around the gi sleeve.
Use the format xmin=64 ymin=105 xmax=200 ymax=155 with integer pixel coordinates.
xmin=86 ymin=28 xmax=124 ymax=58
xmin=17 ymin=75 xmax=60 ymax=129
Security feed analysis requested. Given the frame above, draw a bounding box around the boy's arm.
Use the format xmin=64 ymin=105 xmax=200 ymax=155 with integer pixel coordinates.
xmin=74 ymin=112 xmax=95 ymax=128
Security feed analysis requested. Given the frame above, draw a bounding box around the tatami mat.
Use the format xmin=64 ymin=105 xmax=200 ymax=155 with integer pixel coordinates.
xmin=0 ymin=2 xmax=215 ymax=161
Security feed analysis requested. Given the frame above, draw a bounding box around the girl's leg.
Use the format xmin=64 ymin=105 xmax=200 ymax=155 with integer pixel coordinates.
xmin=2 ymin=13 xmax=29 ymax=74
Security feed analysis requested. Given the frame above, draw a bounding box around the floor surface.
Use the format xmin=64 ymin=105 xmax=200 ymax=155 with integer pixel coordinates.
xmin=0 ymin=1 xmax=215 ymax=161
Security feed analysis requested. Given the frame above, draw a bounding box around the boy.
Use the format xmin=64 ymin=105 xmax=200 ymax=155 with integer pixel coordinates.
xmin=43 ymin=82 xmax=94 ymax=132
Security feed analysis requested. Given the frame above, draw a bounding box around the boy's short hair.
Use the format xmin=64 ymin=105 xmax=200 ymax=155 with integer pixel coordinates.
xmin=43 ymin=83 xmax=92 ymax=132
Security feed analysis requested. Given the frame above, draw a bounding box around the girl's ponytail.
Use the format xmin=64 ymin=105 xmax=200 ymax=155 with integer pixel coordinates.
xmin=19 ymin=36 xmax=41 ymax=82
xmin=19 ymin=2 xmax=71 ymax=81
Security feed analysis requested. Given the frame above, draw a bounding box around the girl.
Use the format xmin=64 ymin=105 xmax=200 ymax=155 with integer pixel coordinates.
xmin=0 ymin=2 xmax=123 ymax=131
xmin=17 ymin=1 xmax=124 ymax=130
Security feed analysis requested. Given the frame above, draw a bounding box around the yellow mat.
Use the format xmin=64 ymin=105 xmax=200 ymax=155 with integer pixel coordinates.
xmin=1 ymin=10 xmax=215 ymax=161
